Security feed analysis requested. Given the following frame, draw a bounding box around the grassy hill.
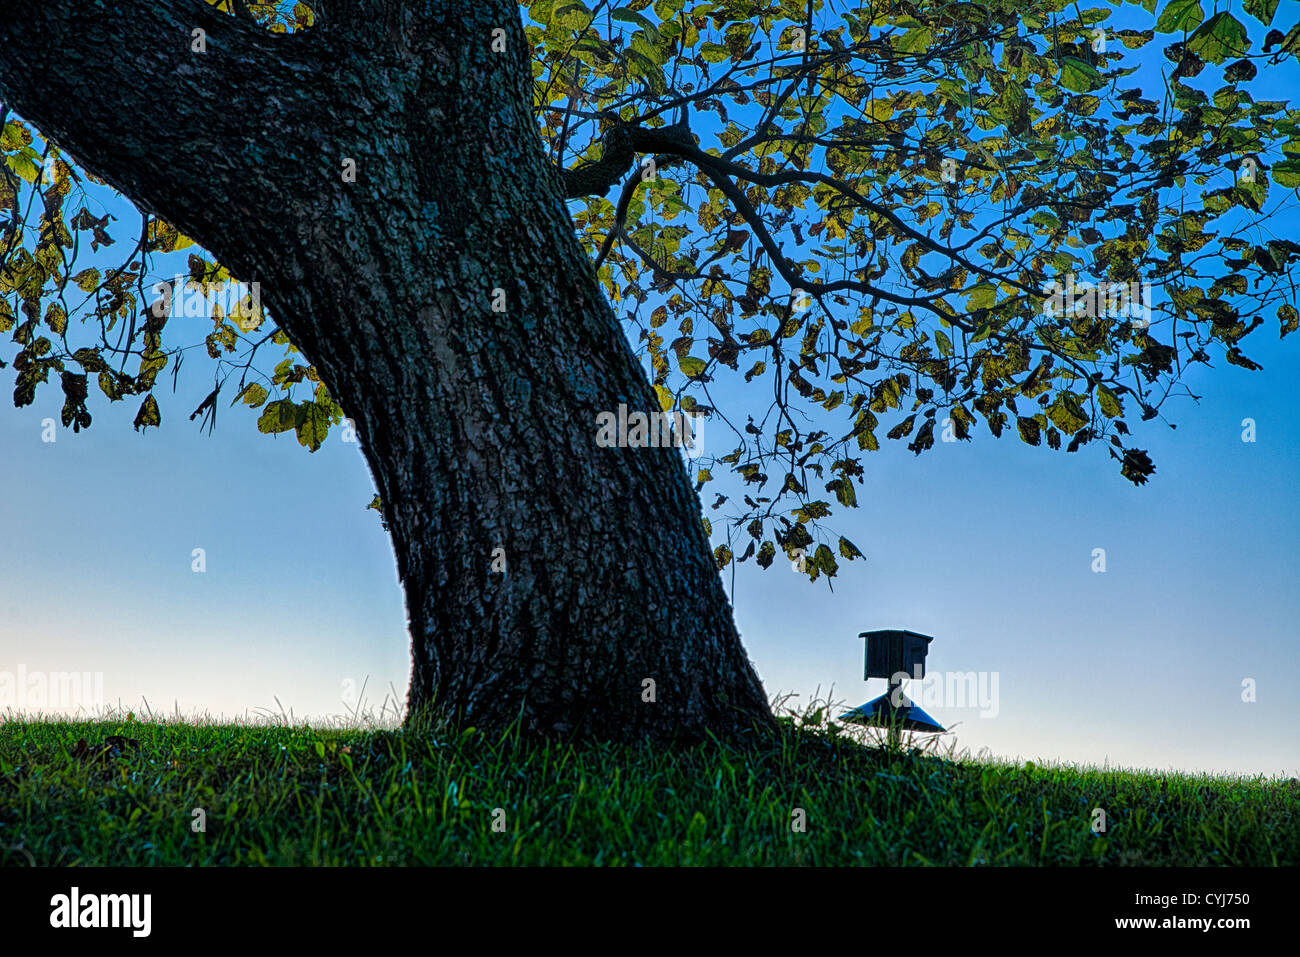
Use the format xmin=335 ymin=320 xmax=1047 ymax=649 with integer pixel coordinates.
xmin=1 ymin=714 xmax=1294 ymax=866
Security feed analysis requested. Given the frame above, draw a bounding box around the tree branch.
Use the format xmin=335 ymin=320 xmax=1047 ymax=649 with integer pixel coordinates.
xmin=0 ymin=0 xmax=339 ymax=282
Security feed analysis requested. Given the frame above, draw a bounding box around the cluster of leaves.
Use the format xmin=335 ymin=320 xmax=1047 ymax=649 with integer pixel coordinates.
xmin=528 ymin=0 xmax=1300 ymax=579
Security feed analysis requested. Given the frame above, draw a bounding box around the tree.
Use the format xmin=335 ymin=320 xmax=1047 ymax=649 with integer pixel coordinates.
xmin=1 ymin=0 xmax=1297 ymax=739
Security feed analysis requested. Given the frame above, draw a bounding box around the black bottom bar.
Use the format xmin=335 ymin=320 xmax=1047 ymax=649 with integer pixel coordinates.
xmin=0 ymin=866 xmax=1284 ymax=944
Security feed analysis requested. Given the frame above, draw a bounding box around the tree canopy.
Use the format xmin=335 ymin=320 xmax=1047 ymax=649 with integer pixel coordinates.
xmin=3 ymin=0 xmax=1298 ymax=584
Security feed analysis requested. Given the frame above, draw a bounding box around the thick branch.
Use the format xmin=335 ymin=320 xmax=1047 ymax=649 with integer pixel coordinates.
xmin=560 ymin=118 xmax=696 ymax=197
xmin=0 ymin=0 xmax=343 ymax=282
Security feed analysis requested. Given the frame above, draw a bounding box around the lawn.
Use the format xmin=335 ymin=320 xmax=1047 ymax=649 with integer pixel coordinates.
xmin=1 ymin=712 xmax=1294 ymax=866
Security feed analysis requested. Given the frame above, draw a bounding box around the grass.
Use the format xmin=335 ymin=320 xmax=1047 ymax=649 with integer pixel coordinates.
xmin=1 ymin=706 xmax=1295 ymax=866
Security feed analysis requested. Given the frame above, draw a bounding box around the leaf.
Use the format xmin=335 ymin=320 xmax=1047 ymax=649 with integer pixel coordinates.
xmin=71 ymin=268 xmax=101 ymax=293
xmin=1046 ymin=393 xmax=1089 ymax=434
xmin=831 ymin=478 xmax=856 ymax=508
xmin=295 ymin=401 xmax=332 ymax=451
xmin=97 ymin=370 xmax=122 ymax=401
xmin=886 ymin=414 xmax=916 ymax=440
xmin=900 ymin=243 xmax=920 ymax=276
xmin=133 ymin=394 xmax=161 ymax=432
xmin=1059 ymin=57 xmax=1104 ymax=94
xmin=699 ymin=42 xmax=729 ymax=63
xmin=1016 ymin=416 xmax=1041 ymax=446
xmin=1243 ymin=0 xmax=1278 ymax=27
xmin=0 ymin=119 xmax=32 ymax=151
xmin=1156 ymin=0 xmax=1204 ymax=34
xmin=812 ymin=544 xmax=838 ymax=578
xmin=907 ymin=419 xmax=935 ymax=455
xmin=894 ymin=25 xmax=932 ymax=54
xmin=205 ymin=325 xmax=237 ymax=358
xmin=238 ymin=382 xmax=270 ymax=408
xmin=72 ymin=347 xmax=107 ymax=373
xmin=1280 ymin=304 xmax=1299 ymax=338
xmin=1097 ymin=386 xmax=1124 ymax=418
xmin=965 ymin=283 xmax=997 ymax=310
xmin=1119 ymin=448 xmax=1156 ymax=485
xmin=1224 ymin=347 xmax=1262 ymax=370
xmin=550 ymin=0 xmax=593 ymax=31
xmin=257 ymin=398 xmax=299 ymax=435
xmin=677 ymin=355 xmax=707 ymax=378
xmin=44 ymin=303 xmax=67 ymax=335
xmin=1187 ymin=13 xmax=1248 ymax=64
xmin=1271 ymin=158 xmax=1300 ymax=188
xmin=4 ymin=152 xmax=38 ymax=184
xmin=611 ymin=8 xmax=658 ymax=35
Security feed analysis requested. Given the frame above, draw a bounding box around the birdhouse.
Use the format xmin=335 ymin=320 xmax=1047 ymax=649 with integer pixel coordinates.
xmin=863 ymin=629 xmax=933 ymax=681
xmin=841 ymin=628 xmax=945 ymax=739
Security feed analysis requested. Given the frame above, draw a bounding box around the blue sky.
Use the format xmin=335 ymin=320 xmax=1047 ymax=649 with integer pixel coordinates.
xmin=2 ymin=312 xmax=1295 ymax=775
xmin=2 ymin=3 xmax=1297 ymax=777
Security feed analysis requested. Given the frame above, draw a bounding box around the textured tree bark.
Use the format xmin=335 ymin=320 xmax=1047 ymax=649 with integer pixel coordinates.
xmin=0 ymin=0 xmax=775 ymax=738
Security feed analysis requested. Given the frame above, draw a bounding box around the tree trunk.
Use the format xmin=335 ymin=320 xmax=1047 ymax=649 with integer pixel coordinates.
xmin=0 ymin=0 xmax=774 ymax=738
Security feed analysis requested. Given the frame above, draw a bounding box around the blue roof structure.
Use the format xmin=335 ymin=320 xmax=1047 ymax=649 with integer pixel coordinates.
xmin=839 ymin=691 xmax=946 ymax=733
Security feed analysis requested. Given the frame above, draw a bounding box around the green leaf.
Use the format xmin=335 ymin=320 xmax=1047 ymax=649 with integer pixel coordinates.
xmin=1271 ymin=158 xmax=1300 ymax=187
xmin=238 ymin=382 xmax=269 ymax=408
xmin=611 ymin=8 xmax=660 ymax=42
xmin=965 ymin=283 xmax=997 ymax=310
xmin=699 ymin=42 xmax=729 ymax=63
xmin=1187 ymin=13 xmax=1248 ymax=64
xmin=997 ymin=80 xmax=1030 ymax=132
xmin=1047 ymin=394 xmax=1089 ymax=434
xmin=1243 ymin=0 xmax=1278 ymax=27
xmin=894 ymin=25 xmax=932 ymax=54
xmin=295 ymin=401 xmax=332 ymax=451
xmin=1156 ymin=0 xmax=1204 ymax=34
xmin=677 ymin=355 xmax=707 ymax=378
xmin=257 ymin=398 xmax=299 ymax=435
xmin=630 ymin=33 xmax=665 ymax=68
xmin=807 ymin=543 xmax=835 ymax=578
xmin=551 ymin=0 xmax=593 ymax=31
xmin=4 ymin=152 xmax=38 ymax=184
xmin=1059 ymin=57 xmax=1104 ymax=94
xmin=831 ymin=477 xmax=857 ymax=507
xmin=0 ymin=119 xmax=32 ymax=151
